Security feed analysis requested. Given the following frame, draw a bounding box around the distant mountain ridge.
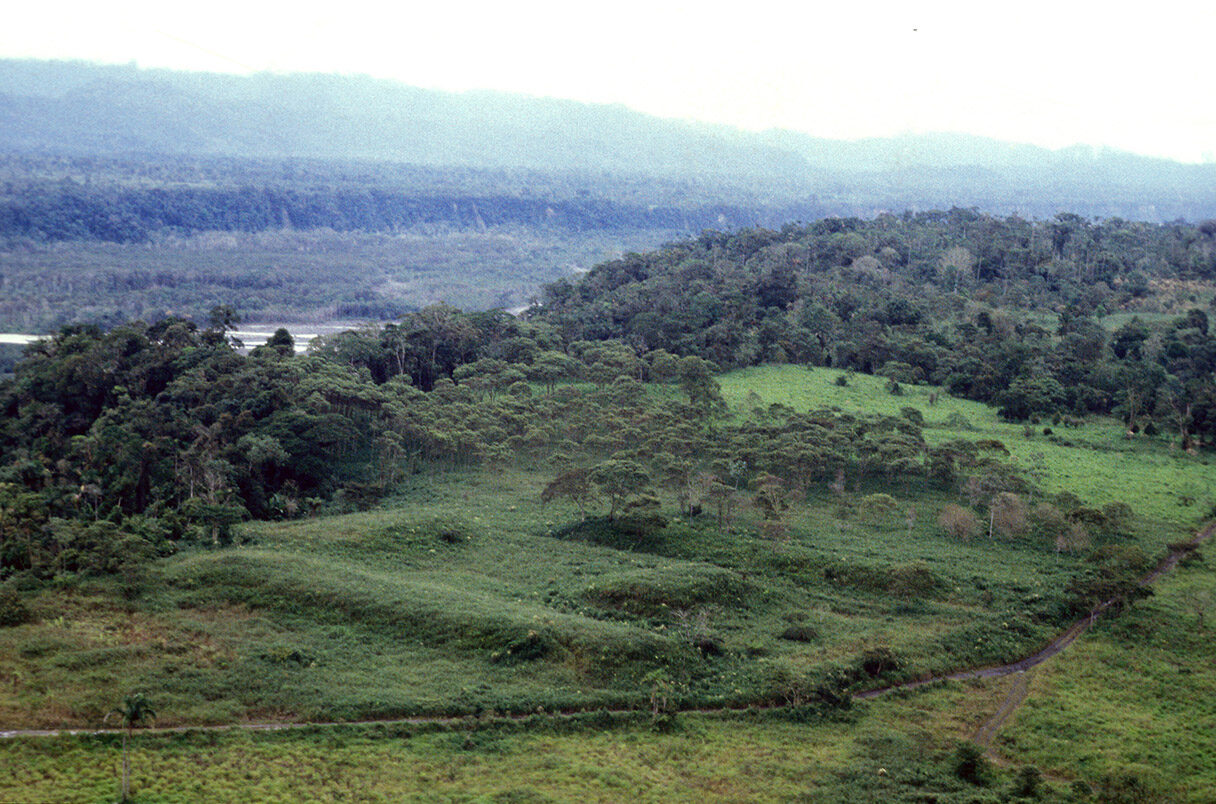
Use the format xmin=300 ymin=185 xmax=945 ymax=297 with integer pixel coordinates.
xmin=1 ymin=58 xmax=1214 ymax=221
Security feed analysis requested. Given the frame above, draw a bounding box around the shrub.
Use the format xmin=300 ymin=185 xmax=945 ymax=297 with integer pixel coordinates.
xmin=490 ymin=630 xmax=551 ymax=664
xmin=779 ymin=625 xmax=819 ymax=642
xmin=1054 ymin=491 xmax=1083 ymax=512
xmin=857 ymin=646 xmax=901 ymax=678
xmin=1011 ymin=765 xmax=1042 ymax=798
xmin=945 ymin=412 xmax=976 ymax=431
xmin=953 ymin=742 xmax=991 ymax=785
xmin=991 ymin=493 xmax=1029 ymax=540
xmin=823 ymin=561 xmax=942 ymax=598
xmin=583 ymin=566 xmax=750 ymax=616
xmin=974 ymin=439 xmax=1010 ymax=454
xmin=1101 ymin=501 xmax=1135 ymax=535
xmin=881 ymin=361 xmax=916 ymax=383
xmin=1056 ymin=522 xmax=1092 ymax=553
xmin=1030 ymin=502 xmax=1066 ymax=540
xmin=834 ymin=375 xmax=849 ymax=387
xmin=0 ymin=589 xmax=32 ymax=627
xmin=938 ymin=504 xmax=979 ymax=541
xmin=858 ymin=493 xmax=900 ymax=524
xmin=426 ymin=515 xmax=473 ymax=544
xmin=886 ymin=561 xmax=942 ymax=597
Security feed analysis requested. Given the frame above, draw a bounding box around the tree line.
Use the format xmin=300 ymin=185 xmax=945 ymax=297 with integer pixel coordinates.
xmin=1 ymin=299 xmax=1058 ymax=583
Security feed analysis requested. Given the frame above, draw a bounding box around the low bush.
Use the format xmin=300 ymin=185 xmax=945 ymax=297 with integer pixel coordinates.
xmin=824 ymin=560 xmax=943 ymax=599
xmin=0 ymin=588 xmax=31 ymax=627
xmin=779 ymin=624 xmax=819 ymax=642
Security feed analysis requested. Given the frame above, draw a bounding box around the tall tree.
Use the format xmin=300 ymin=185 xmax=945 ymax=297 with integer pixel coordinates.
xmin=107 ymin=692 xmax=156 ymax=803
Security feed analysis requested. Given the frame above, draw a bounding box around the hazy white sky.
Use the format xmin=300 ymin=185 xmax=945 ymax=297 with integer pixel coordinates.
xmin=4 ymin=0 xmax=1213 ymax=162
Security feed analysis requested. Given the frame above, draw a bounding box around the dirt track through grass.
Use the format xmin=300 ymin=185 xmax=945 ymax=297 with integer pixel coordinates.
xmin=973 ymin=671 xmax=1031 ymax=747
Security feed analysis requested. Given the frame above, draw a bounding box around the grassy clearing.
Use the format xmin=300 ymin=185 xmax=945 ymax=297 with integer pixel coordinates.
xmin=0 ymin=716 xmax=846 ymax=803
xmin=0 ymin=462 xmax=1098 ymax=728
xmin=719 ymin=364 xmax=1213 ymax=536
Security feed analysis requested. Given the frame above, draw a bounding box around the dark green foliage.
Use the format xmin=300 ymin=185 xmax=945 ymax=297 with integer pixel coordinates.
xmin=1011 ymin=765 xmax=1043 ymax=798
xmin=824 ymin=561 xmax=943 ymax=599
xmin=1061 ymin=546 xmax=1156 ymax=618
xmin=0 ymin=587 xmax=31 ymax=626
xmin=536 ymin=213 xmax=1216 ymax=449
xmin=583 ymin=565 xmax=750 ymax=617
xmin=857 ymin=647 xmax=902 ymax=679
xmin=952 ymin=742 xmax=991 ymax=786
xmin=261 ymin=645 xmax=315 ymax=667
xmin=490 ymin=631 xmax=552 ymax=665
xmin=1095 ymin=771 xmax=1163 ymax=803
xmin=551 ymin=516 xmax=671 ymax=554
xmin=779 ymin=624 xmax=819 ymax=642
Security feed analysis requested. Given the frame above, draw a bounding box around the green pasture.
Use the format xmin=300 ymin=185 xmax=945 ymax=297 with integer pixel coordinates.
xmin=719 ymin=364 xmax=1213 ymax=538
xmin=2 ymin=363 xmax=1213 ymax=801
xmin=0 ymin=693 xmax=1075 ymax=804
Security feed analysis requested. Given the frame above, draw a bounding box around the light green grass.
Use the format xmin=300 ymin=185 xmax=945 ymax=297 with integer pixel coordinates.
xmin=997 ymin=557 xmax=1216 ymax=802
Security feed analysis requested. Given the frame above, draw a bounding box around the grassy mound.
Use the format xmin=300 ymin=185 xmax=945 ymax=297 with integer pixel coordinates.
xmin=582 ymin=565 xmax=752 ymax=616
xmin=164 ymin=550 xmax=678 ymax=670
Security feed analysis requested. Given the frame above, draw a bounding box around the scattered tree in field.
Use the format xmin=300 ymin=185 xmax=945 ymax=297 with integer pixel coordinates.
xmin=1030 ymin=502 xmax=1068 ymax=548
xmin=541 ymin=468 xmax=596 ymax=520
xmin=107 ymin=693 xmax=156 ymax=803
xmin=938 ymin=504 xmax=979 ymax=541
xmin=654 ymin=455 xmax=696 ymax=518
xmin=700 ymin=474 xmax=738 ymax=532
xmin=1102 ymin=501 xmax=1135 ymax=535
xmin=752 ymin=473 xmax=790 ymax=521
xmin=1056 ymin=522 xmax=1092 ymax=554
xmin=589 ymin=460 xmax=651 ymax=521
xmin=828 ymin=468 xmax=847 ymax=497
xmin=990 ymin=492 xmax=1028 ymax=540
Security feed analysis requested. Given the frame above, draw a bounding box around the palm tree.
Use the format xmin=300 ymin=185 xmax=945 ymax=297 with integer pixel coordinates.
xmin=106 ymin=693 xmax=156 ymax=802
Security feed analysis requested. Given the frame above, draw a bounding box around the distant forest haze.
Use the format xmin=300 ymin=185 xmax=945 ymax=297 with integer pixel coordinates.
xmin=2 ymin=61 xmax=1216 ymax=334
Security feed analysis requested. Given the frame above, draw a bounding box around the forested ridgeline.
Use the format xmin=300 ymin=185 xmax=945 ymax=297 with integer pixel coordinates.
xmin=539 ymin=211 xmax=1216 ymax=434
xmin=0 ymin=171 xmax=819 ymax=244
